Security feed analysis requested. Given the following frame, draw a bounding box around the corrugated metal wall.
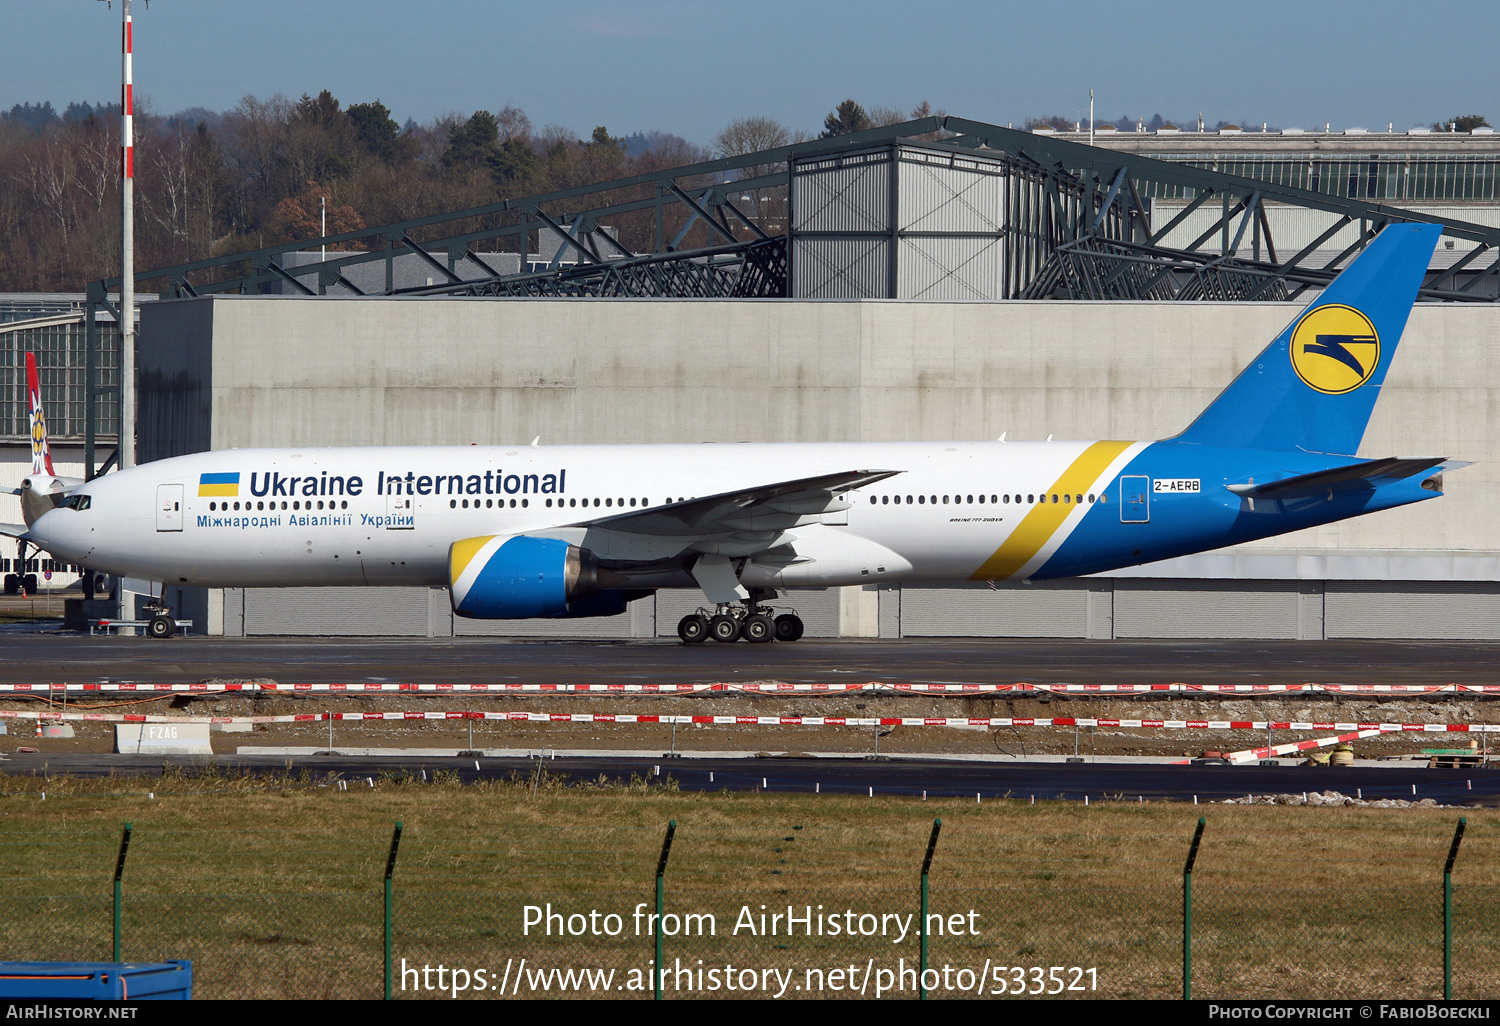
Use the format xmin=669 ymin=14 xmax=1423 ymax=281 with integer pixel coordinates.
xmin=242 ymin=586 xmax=433 ymax=637
xmin=792 ymin=145 xmax=1016 ymax=300
xmin=233 ymin=587 xmax=841 ymax=638
xmin=897 ymin=236 xmax=1005 ymax=300
xmin=1326 ymin=581 xmax=1500 ymax=640
xmin=1112 ymin=581 xmax=1302 ymax=639
xmin=222 ymin=580 xmax=1500 ymax=640
xmin=897 ymin=154 xmax=1006 ymax=233
xmin=1151 ymin=201 xmax=1500 ymax=256
xmin=791 ymin=238 xmax=889 ymax=298
xmin=900 ymin=582 xmax=1092 ymax=637
xmin=791 ymin=151 xmax=891 ymax=232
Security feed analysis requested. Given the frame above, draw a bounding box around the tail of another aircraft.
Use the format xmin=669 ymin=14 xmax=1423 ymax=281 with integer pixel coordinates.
xmin=1175 ymin=222 xmax=1442 ymax=456
xmin=12 ymin=351 xmax=83 ymax=529
xmin=26 ymin=351 xmax=54 ymax=478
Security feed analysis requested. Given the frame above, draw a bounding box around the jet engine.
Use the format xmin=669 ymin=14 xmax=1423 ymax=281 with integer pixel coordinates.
xmin=447 ymin=535 xmax=637 ymax=619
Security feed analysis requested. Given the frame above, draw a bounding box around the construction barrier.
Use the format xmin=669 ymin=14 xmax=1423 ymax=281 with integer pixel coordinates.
xmin=1225 ymin=727 xmax=1396 ymax=765
xmin=0 ymin=708 xmax=1496 ymax=733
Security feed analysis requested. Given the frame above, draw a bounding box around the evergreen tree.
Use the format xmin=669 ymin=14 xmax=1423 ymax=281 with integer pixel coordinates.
xmin=442 ymin=110 xmax=500 ymax=168
xmin=1435 ymin=114 xmax=1491 ymax=132
xmin=347 ymin=100 xmax=400 ymax=159
xmin=492 ymin=136 xmax=537 ymax=188
xmin=821 ymin=100 xmax=870 ymax=138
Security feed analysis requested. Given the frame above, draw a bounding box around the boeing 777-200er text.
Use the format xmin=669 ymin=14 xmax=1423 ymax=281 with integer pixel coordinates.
xmin=5 ymin=224 xmax=1463 ymax=641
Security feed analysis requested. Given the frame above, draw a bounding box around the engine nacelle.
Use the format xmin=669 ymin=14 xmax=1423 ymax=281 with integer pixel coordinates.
xmin=449 ymin=535 xmax=630 ymax=619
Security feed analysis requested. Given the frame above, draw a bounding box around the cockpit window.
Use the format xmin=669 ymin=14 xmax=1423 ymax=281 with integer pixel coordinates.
xmin=64 ymin=494 xmax=91 ymax=511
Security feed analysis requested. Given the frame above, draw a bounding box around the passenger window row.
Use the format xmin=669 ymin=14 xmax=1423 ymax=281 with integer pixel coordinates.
xmin=209 ymin=500 xmax=347 ymax=511
xmin=447 ymin=497 xmax=694 ymax=511
xmin=452 ymin=498 xmax=528 ymax=509
xmin=868 ymin=492 xmax=1105 ymax=505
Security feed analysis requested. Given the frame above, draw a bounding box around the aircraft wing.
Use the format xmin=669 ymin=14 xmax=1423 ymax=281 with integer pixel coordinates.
xmin=544 ymin=468 xmax=902 ymax=601
xmin=1226 ymin=457 xmax=1452 ymax=500
xmin=0 ymin=523 xmax=29 ymax=539
xmin=565 ymin=468 xmax=901 ymax=539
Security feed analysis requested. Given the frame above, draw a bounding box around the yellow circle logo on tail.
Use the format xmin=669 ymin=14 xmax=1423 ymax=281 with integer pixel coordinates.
xmin=1289 ymin=304 xmax=1381 ymax=394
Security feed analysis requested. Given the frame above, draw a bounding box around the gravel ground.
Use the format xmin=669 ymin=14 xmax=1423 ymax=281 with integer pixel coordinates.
xmin=4 ymin=687 xmax=1493 ymax=761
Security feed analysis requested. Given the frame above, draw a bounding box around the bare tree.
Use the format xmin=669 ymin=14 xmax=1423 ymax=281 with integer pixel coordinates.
xmin=220 ymin=93 xmax=293 ymax=229
xmin=73 ymin=118 xmax=117 ymax=218
xmin=17 ymin=138 xmax=74 ymax=251
xmin=495 ymin=105 xmax=534 ymax=145
xmin=713 ymin=116 xmax=809 ymax=181
xmin=143 ymin=120 xmax=195 ymax=255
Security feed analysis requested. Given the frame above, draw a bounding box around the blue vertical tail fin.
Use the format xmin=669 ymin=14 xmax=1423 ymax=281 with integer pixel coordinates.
xmin=1175 ymin=223 xmax=1441 ymax=455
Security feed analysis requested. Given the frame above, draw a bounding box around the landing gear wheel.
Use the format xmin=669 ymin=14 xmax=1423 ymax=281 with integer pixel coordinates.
xmin=742 ymin=613 xmax=774 ymax=643
xmin=677 ymin=614 xmax=709 ymax=644
xmin=709 ymin=614 xmax=742 ymax=643
xmin=774 ymin=613 xmax=804 ymax=642
xmin=146 ymin=614 xmax=176 ymax=639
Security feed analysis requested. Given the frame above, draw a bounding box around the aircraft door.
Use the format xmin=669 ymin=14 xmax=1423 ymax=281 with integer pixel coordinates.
xmin=1119 ymin=476 xmax=1150 ymax=523
xmin=385 ymin=493 xmax=414 ymax=529
xmin=156 ymin=484 xmax=184 ymax=532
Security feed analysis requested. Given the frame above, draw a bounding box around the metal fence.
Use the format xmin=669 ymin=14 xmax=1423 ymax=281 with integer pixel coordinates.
xmin=1 ymin=791 xmax=1489 ymax=1001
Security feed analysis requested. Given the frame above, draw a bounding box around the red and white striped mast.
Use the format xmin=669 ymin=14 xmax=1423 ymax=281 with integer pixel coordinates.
xmin=118 ymin=0 xmax=135 ymax=469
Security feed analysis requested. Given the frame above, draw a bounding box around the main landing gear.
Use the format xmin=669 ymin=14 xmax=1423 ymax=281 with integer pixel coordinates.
xmin=677 ymin=600 xmax=804 ymax=645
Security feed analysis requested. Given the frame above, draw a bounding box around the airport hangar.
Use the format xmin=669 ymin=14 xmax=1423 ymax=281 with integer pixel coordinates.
xmin=13 ymin=115 xmax=1500 ymax=641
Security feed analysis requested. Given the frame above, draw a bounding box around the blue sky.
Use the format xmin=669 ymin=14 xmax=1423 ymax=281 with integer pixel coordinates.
xmin=5 ymin=0 xmax=1497 ymax=143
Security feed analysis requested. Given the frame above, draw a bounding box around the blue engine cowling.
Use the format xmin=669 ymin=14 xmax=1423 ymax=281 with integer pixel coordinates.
xmin=448 ymin=535 xmax=641 ymax=619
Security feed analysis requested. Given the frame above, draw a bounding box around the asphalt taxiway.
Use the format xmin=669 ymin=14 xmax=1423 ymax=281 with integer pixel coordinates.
xmin=1 ymin=632 xmax=1499 ymax=687
xmin=3 ymin=751 xmax=1493 ymax=805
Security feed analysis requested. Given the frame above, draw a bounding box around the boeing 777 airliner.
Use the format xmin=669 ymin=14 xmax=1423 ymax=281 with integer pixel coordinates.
xmin=5 ymin=224 xmax=1460 ymax=642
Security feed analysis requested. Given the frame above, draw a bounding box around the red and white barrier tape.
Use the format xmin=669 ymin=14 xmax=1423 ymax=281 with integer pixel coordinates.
xmin=1227 ymin=727 xmax=1396 ymax=765
xmin=3 ymin=682 xmax=1499 ymax=695
xmin=5 ymin=709 xmax=1499 ymax=733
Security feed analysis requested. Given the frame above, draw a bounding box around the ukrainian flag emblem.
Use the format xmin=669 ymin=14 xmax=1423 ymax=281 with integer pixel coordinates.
xmin=198 ymin=472 xmax=240 ymax=497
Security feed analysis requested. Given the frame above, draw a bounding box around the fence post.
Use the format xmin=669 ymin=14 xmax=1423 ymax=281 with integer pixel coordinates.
xmin=384 ymin=821 xmax=403 ymax=1001
xmin=1444 ymin=817 xmax=1466 ymax=1001
xmin=1183 ymin=817 xmax=1205 ymax=1001
xmin=654 ymin=820 xmax=676 ymax=1002
xmin=919 ymin=818 xmax=942 ymax=1001
xmin=112 ymin=823 xmax=132 ymax=962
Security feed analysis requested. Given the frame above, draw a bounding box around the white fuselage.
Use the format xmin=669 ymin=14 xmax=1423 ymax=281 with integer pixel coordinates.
xmin=29 ymin=441 xmax=1147 ymax=590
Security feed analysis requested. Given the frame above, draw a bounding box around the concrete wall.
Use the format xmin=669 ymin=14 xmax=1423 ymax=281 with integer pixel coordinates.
xmin=139 ymin=294 xmax=1500 ymax=566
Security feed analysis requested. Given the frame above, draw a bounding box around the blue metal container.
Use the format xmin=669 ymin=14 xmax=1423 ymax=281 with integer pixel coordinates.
xmin=0 ymin=961 xmax=192 ymax=1000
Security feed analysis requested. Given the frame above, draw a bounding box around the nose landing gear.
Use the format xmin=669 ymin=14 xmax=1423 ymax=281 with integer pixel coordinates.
xmin=142 ymin=598 xmax=177 ymax=639
xmin=676 ymin=598 xmax=804 ymax=645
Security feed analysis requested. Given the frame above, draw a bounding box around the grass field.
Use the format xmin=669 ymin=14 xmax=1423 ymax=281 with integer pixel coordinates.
xmin=0 ymin=769 xmax=1493 ymax=1000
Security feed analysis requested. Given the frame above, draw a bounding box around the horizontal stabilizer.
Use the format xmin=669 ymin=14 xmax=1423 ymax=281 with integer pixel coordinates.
xmin=1226 ymin=457 xmax=1450 ymax=500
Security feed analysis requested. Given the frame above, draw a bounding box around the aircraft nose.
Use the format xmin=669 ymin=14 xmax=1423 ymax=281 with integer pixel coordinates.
xmin=28 ymin=508 xmax=84 ymax=561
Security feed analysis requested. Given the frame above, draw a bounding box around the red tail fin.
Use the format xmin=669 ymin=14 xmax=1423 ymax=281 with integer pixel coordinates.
xmin=26 ymin=352 xmax=53 ymax=477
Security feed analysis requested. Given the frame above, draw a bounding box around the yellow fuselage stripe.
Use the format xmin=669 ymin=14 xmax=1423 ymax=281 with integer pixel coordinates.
xmin=197 ymin=485 xmax=238 ymax=497
xmin=970 ymin=440 xmax=1135 ymax=581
